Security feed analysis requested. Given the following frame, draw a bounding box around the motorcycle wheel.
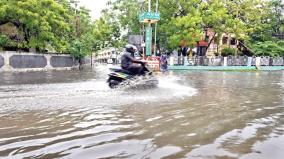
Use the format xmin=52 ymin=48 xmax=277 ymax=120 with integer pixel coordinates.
xmin=108 ymin=80 xmax=120 ymax=89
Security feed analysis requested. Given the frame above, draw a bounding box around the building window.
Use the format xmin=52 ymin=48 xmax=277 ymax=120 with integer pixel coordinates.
xmin=222 ymin=37 xmax=228 ymax=45
xmin=231 ymin=38 xmax=236 ymax=45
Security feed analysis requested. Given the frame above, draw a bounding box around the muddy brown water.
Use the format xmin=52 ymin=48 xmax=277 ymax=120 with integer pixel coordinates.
xmin=0 ymin=66 xmax=283 ymax=159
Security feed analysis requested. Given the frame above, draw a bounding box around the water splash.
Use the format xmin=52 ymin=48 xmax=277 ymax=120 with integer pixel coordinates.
xmin=0 ymin=70 xmax=197 ymax=113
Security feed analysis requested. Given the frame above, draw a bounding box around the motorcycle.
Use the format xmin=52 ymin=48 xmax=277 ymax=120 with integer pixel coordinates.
xmin=107 ymin=63 xmax=159 ymax=89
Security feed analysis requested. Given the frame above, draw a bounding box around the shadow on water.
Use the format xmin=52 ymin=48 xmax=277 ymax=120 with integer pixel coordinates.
xmin=0 ymin=66 xmax=283 ymax=159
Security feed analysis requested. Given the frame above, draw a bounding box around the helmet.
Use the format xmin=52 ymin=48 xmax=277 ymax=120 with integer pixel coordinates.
xmin=125 ymin=44 xmax=137 ymax=54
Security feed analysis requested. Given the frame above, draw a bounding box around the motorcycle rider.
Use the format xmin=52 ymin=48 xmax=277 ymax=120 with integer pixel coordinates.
xmin=121 ymin=44 xmax=147 ymax=76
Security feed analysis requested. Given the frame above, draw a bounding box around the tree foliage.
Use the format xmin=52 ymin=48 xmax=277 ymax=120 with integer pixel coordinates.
xmin=0 ymin=0 xmax=96 ymax=59
xmin=252 ymin=41 xmax=284 ymax=57
xmin=1 ymin=0 xmax=283 ymax=57
xmin=221 ymin=47 xmax=237 ymax=57
xmin=0 ymin=34 xmax=8 ymax=50
xmin=69 ymin=33 xmax=93 ymax=60
xmin=0 ymin=0 xmax=72 ymax=52
xmin=99 ymin=0 xmax=283 ymax=57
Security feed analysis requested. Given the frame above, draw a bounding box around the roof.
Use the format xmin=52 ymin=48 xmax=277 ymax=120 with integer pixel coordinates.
xmin=198 ymin=40 xmax=208 ymax=47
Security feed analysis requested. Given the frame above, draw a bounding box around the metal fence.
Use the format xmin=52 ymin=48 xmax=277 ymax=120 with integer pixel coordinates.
xmin=169 ymin=56 xmax=284 ymax=66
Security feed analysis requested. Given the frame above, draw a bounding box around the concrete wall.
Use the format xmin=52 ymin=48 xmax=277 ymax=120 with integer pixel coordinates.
xmin=0 ymin=51 xmax=90 ymax=72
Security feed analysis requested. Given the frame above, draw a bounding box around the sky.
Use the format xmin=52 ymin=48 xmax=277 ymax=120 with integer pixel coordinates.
xmin=78 ymin=0 xmax=108 ymax=20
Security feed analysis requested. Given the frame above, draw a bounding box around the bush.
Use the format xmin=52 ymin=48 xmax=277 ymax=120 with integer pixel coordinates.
xmin=252 ymin=41 xmax=284 ymax=57
xmin=277 ymin=41 xmax=284 ymax=47
xmin=221 ymin=47 xmax=236 ymax=56
xmin=0 ymin=34 xmax=8 ymax=50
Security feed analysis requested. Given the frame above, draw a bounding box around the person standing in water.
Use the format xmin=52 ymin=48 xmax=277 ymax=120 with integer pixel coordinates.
xmin=160 ymin=53 xmax=168 ymax=72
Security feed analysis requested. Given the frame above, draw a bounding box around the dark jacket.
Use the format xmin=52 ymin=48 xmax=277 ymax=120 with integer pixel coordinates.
xmin=178 ymin=47 xmax=188 ymax=56
xmin=121 ymin=52 xmax=134 ymax=69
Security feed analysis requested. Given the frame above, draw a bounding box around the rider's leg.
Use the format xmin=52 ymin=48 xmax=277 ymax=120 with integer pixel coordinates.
xmin=126 ymin=65 xmax=141 ymax=75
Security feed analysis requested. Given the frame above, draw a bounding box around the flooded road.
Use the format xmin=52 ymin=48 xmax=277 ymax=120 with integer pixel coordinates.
xmin=0 ymin=66 xmax=283 ymax=159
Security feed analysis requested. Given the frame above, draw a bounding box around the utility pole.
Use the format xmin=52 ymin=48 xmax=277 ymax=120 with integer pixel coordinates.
xmin=139 ymin=0 xmax=160 ymax=57
xmin=148 ymin=0 xmax=151 ymax=12
xmin=154 ymin=0 xmax=158 ymax=56
xmin=138 ymin=0 xmax=145 ymax=57
xmin=147 ymin=0 xmax=152 ymax=57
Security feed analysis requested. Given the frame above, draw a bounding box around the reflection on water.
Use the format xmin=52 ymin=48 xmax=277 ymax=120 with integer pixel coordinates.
xmin=0 ymin=67 xmax=283 ymax=159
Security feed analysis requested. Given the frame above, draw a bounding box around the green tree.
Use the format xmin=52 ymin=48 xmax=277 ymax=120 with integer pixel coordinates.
xmin=250 ymin=0 xmax=284 ymax=42
xmin=105 ymin=0 xmax=142 ymax=35
xmin=91 ymin=10 xmax=124 ymax=52
xmin=252 ymin=41 xmax=284 ymax=57
xmin=0 ymin=0 xmax=72 ymax=52
xmin=68 ymin=4 xmax=95 ymax=60
xmin=69 ymin=33 xmax=94 ymax=60
xmin=0 ymin=34 xmax=8 ymax=50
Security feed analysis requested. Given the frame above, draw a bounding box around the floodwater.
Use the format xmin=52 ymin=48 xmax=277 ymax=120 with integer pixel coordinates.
xmin=0 ymin=66 xmax=283 ymax=159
